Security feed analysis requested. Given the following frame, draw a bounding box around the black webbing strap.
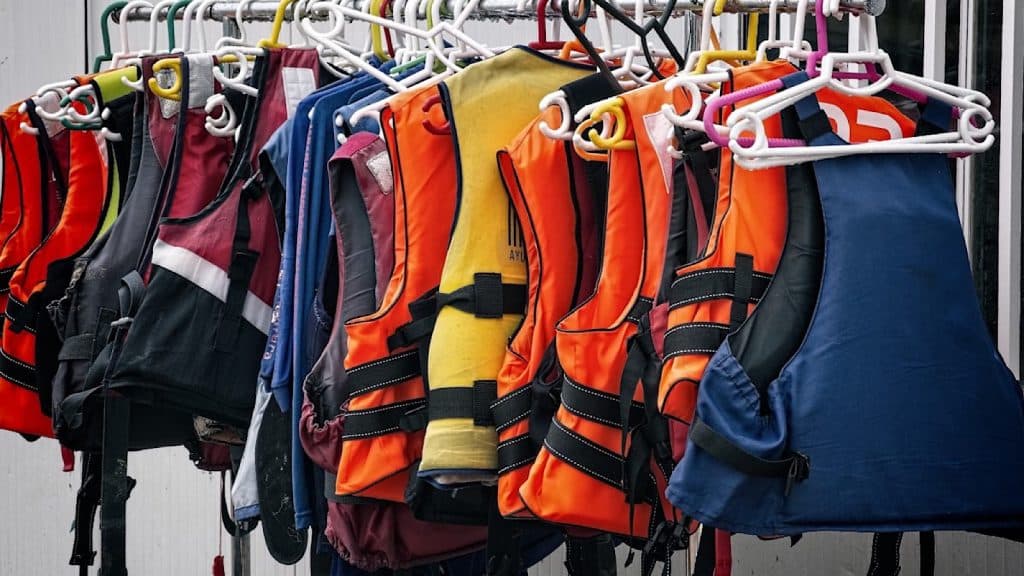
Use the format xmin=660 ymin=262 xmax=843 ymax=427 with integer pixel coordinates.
xmin=5 ymin=294 xmax=36 ymax=333
xmin=626 ymin=297 xmax=655 ymax=325
xmin=0 ymin=347 xmax=37 ymax=390
xmin=98 ymin=273 xmax=144 ymax=576
xmin=689 ymin=417 xmax=809 ymax=496
xmin=867 ymin=531 xmax=936 ymax=576
xmin=428 ymin=381 xmax=498 ymax=426
xmin=345 ymin=350 xmax=421 ymax=399
xmin=386 ymin=290 xmax=439 ymax=351
xmin=729 ymin=254 xmax=755 ymax=328
xmin=544 ymin=419 xmax=624 ymax=490
xmin=669 ymin=267 xmax=771 ymax=311
xmin=436 ymin=273 xmax=526 ymax=319
xmin=491 ymin=385 xmax=532 ymax=433
xmin=341 ymin=398 xmax=428 ymax=439
xmin=215 ymin=172 xmax=262 ymax=352
xmin=485 ymin=494 xmax=522 ymax=576
xmin=565 ymin=533 xmax=618 ymax=576
xmin=562 ymin=374 xmax=645 ymax=429
xmin=496 ymin=433 xmax=535 ymax=475
xmin=691 ymin=527 xmax=717 ymax=576
xmin=0 ymin=266 xmax=14 ymax=292
xmin=663 ymin=323 xmax=729 ymax=358
xmin=867 ymin=532 xmax=903 ymax=576
xmin=70 ymin=452 xmax=101 ymax=576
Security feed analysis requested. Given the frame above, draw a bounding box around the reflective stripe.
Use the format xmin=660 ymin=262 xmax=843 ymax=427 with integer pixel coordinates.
xmin=151 ymin=239 xmax=272 ymax=335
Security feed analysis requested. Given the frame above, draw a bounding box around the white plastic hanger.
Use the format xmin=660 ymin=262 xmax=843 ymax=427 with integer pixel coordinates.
xmin=723 ymin=48 xmax=995 ymax=169
xmin=756 ymin=0 xmax=811 ymax=61
xmin=216 ymin=0 xmax=260 ymax=48
xmin=111 ymin=1 xmax=156 ymax=67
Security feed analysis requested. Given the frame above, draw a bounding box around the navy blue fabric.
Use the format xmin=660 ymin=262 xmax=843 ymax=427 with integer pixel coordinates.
xmin=282 ymin=65 xmax=397 ymax=531
xmin=668 ymin=73 xmax=1024 ymax=535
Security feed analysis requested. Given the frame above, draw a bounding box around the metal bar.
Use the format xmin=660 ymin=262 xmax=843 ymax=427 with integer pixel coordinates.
xmin=956 ymin=0 xmax=975 ymax=250
xmin=115 ymin=0 xmax=882 ymax=22
xmin=923 ymin=0 xmax=946 ymax=81
xmin=998 ymin=0 xmax=1023 ymax=377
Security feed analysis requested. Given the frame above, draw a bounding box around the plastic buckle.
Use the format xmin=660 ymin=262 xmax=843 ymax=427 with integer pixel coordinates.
xmin=784 ymin=452 xmax=810 ymax=496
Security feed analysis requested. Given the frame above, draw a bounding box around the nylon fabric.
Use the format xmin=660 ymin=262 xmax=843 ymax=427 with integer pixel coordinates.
xmin=421 ymin=47 xmax=591 ymax=484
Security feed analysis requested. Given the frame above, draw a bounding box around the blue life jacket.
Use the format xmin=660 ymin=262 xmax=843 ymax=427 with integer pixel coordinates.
xmin=668 ymin=72 xmax=1024 ymax=536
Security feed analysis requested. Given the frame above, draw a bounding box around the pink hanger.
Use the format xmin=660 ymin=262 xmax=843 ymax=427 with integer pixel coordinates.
xmin=702 ymin=0 xmax=929 ymax=149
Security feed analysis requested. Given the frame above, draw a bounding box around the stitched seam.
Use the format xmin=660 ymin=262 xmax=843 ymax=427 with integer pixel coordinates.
xmin=664 ymin=349 xmax=718 ymax=360
xmin=565 ymin=377 xmax=643 ymax=409
xmin=664 ymin=322 xmax=729 ymax=337
xmin=342 ymin=425 xmax=400 ymax=439
xmin=555 ymin=421 xmax=623 ymax=460
xmin=546 ymin=435 xmax=621 ymax=487
xmin=491 ymin=385 xmax=530 ymax=407
xmin=670 ymin=292 xmax=735 ymax=309
xmin=347 ymin=350 xmax=419 ymax=374
xmin=494 ymin=410 xmax=530 ymax=433
xmin=498 ymin=459 xmax=534 ymax=475
xmin=349 ymin=370 xmax=419 ymax=395
xmin=0 ymin=348 xmax=35 ymax=371
xmin=346 ymin=399 xmax=424 ymax=416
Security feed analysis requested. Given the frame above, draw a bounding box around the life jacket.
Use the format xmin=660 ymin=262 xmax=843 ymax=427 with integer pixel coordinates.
xmin=106 ymin=48 xmax=320 ymax=427
xmin=420 ymin=47 xmax=591 ymax=484
xmin=668 ymin=73 xmax=1024 ymax=536
xmin=301 ymin=128 xmax=489 ymax=571
xmin=333 ymin=84 xmax=455 ymax=502
xmin=492 ymin=73 xmax=617 ymax=519
xmin=658 ymin=60 xmax=916 ymax=426
xmin=518 ymin=80 xmax=689 ymax=557
xmin=53 ymin=55 xmax=231 ymax=451
xmin=0 ymin=91 xmax=108 ymax=438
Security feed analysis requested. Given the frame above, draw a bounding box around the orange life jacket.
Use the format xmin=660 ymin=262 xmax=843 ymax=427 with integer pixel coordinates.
xmin=519 ymin=81 xmax=690 ymax=541
xmin=492 ymin=91 xmax=611 ymax=518
xmin=334 ymin=83 xmax=457 ymax=503
xmin=0 ymin=111 xmax=110 ymax=437
xmin=658 ymin=60 xmax=916 ymax=426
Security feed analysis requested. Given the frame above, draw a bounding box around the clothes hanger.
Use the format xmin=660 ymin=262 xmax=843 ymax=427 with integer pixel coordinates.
xmin=117 ymin=0 xmax=176 ymax=93
xmin=216 ymin=0 xmax=259 ymax=48
xmin=756 ymin=0 xmax=811 ymax=61
xmin=18 ymin=80 xmax=77 ymax=134
xmin=708 ymin=1 xmax=994 ymax=169
xmin=691 ymin=0 xmax=760 ymax=73
xmin=93 ymin=2 xmax=129 ymax=72
xmin=584 ymin=0 xmax=686 ymax=80
xmin=110 ymin=1 xmax=156 ymax=69
xmin=167 ymin=0 xmax=193 ymax=50
xmin=341 ymin=0 xmax=496 ymax=129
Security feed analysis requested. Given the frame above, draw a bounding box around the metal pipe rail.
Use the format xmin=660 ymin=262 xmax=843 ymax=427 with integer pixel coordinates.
xmin=116 ymin=0 xmax=884 ymax=22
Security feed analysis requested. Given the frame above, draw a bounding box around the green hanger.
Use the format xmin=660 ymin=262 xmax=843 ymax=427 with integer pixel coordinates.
xmin=93 ymin=2 xmax=129 ymax=73
xmin=167 ymin=0 xmax=194 ymax=49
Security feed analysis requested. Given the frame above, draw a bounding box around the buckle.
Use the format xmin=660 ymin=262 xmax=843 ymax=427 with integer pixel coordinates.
xmin=784 ymin=452 xmax=810 ymax=496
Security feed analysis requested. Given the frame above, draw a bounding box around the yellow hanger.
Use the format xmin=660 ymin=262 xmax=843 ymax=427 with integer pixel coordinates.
xmin=148 ymin=53 xmax=255 ymax=101
xmin=585 ymin=97 xmax=636 ymax=151
xmin=369 ymin=0 xmax=389 ymax=61
xmin=572 ymin=116 xmax=610 ymax=162
xmin=258 ymin=0 xmax=297 ymax=49
xmin=694 ymin=0 xmax=760 ymax=73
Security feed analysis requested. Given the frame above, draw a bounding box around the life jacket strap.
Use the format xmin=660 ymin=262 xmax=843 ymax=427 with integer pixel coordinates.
xmin=496 ymin=433 xmax=535 ymax=475
xmin=428 ymin=380 xmax=498 ymax=427
xmin=386 ymin=289 xmax=440 ymax=351
xmin=341 ymin=398 xmax=429 ymax=439
xmin=58 ymin=333 xmax=97 ymax=362
xmin=492 ymin=385 xmax=532 ymax=434
xmin=562 ymin=375 xmax=645 ymax=430
xmin=668 ymin=266 xmax=771 ymax=311
xmin=5 ymin=294 xmax=37 ymax=333
xmin=543 ymin=419 xmax=626 ymax=490
xmin=0 ymin=266 xmax=15 ymax=292
xmin=215 ymin=184 xmax=261 ymax=353
xmin=565 ymin=533 xmax=618 ymax=576
xmin=663 ymin=323 xmax=729 ymax=360
xmin=70 ymin=452 xmax=101 ymax=572
xmin=688 ymin=417 xmax=810 ymax=496
xmin=437 ymin=273 xmax=526 ymax=319
xmin=0 ymin=346 xmax=37 ymax=390
xmin=345 ymin=350 xmax=422 ymax=398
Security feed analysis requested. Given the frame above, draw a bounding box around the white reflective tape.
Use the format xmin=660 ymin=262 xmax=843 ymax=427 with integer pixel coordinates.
xmin=151 ymin=239 xmax=272 ymax=335
xmin=282 ymin=67 xmax=317 ymax=120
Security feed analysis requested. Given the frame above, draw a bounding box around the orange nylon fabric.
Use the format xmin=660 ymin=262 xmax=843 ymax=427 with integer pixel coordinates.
xmin=494 ymin=106 xmax=597 ymax=518
xmin=519 ymin=82 xmax=690 ymax=537
xmin=335 ymin=84 xmax=457 ymax=502
xmin=0 ymin=125 xmax=109 ymax=437
xmin=658 ymin=60 xmax=917 ymax=425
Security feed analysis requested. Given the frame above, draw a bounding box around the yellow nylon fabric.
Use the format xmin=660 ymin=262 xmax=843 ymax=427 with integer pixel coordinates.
xmin=420 ymin=48 xmax=589 ymax=483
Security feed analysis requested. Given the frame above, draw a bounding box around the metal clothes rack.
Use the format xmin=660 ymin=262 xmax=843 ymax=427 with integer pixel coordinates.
xmin=118 ymin=0 xmax=884 ymax=22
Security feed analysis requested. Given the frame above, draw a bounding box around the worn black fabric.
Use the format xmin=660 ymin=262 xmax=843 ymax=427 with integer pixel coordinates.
xmin=256 ymin=396 xmax=308 ymax=564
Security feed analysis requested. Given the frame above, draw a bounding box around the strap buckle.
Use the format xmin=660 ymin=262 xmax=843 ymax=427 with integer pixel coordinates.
xmin=785 ymin=452 xmax=811 ymax=496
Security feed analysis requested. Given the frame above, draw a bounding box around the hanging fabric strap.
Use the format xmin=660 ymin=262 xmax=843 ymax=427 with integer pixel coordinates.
xmin=215 ymin=172 xmax=262 ymax=352
xmin=866 ymin=532 xmax=936 ymax=576
xmin=386 ymin=289 xmax=440 ymax=351
xmin=70 ymin=452 xmax=102 ymax=576
xmin=436 ymin=273 xmax=527 ymax=318
xmin=689 ymin=417 xmax=809 ymax=496
xmin=98 ymin=271 xmax=145 ymax=576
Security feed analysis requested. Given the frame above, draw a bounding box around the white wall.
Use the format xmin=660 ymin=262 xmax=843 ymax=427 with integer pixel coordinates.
xmin=1 ymin=2 xmax=1023 ymax=575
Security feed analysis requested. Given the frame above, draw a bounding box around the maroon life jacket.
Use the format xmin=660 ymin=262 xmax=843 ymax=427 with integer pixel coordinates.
xmin=107 ymin=49 xmax=322 ymax=428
